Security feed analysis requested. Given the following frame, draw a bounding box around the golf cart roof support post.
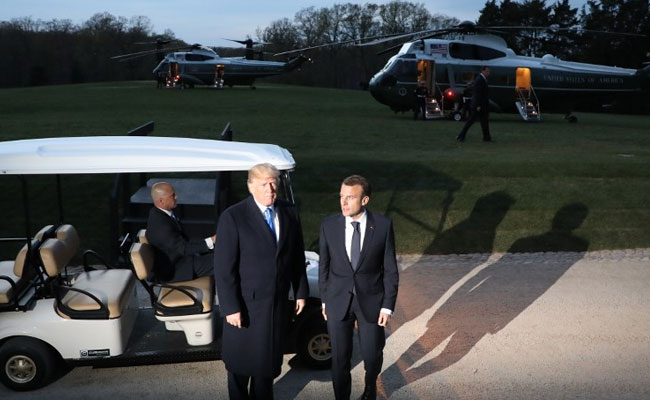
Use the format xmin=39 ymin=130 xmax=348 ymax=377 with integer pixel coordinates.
xmin=219 ymin=122 xmax=232 ymax=142
xmin=56 ymin=174 xmax=64 ymax=224
xmin=19 ymin=175 xmax=32 ymax=254
xmin=212 ymin=122 xmax=233 ymax=230
xmin=283 ymin=171 xmax=295 ymax=205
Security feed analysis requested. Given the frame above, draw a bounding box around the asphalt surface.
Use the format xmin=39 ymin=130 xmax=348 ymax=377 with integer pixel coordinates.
xmin=2 ymin=249 xmax=649 ymax=399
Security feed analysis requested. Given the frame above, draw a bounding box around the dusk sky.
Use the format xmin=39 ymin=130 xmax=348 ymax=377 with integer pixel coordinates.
xmin=1 ymin=0 xmax=589 ymax=48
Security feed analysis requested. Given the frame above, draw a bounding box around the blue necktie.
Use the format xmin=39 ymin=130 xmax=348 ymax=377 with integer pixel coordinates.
xmin=264 ymin=207 xmax=275 ymax=237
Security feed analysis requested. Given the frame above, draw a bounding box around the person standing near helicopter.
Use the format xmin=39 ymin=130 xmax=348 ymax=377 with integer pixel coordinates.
xmin=413 ymin=81 xmax=428 ymax=120
xmin=457 ymin=66 xmax=493 ymax=142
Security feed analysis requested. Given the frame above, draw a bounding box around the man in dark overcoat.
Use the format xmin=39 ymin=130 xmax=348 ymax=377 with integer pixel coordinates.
xmin=319 ymin=175 xmax=399 ymax=400
xmin=214 ymin=163 xmax=308 ymax=400
xmin=457 ymin=66 xmax=493 ymax=142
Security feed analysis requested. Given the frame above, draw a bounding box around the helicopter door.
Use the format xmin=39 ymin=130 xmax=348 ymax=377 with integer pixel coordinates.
xmin=168 ymin=62 xmax=179 ymax=87
xmin=515 ymin=67 xmax=541 ymax=121
xmin=417 ymin=60 xmax=443 ymax=119
xmin=516 ymin=67 xmax=531 ymax=90
xmin=214 ymin=64 xmax=225 ymax=88
xmin=417 ymin=60 xmax=435 ymax=96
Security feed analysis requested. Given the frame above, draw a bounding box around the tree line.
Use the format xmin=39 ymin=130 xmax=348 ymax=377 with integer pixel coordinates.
xmin=0 ymin=13 xmax=176 ymax=87
xmin=0 ymin=1 xmax=648 ymax=89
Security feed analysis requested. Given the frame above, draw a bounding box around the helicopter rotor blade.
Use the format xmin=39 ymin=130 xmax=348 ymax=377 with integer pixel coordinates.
xmin=272 ymin=22 xmax=647 ymax=58
xmin=273 ymin=39 xmax=359 ymax=56
xmin=111 ymin=44 xmax=191 ymax=61
xmin=132 ymin=38 xmax=176 ymax=45
xmin=356 ymin=28 xmax=444 ymax=47
xmin=223 ymin=38 xmax=271 ymax=47
xmin=110 ymin=48 xmax=167 ymax=61
xmin=273 ymin=30 xmax=441 ymax=57
xmin=376 ymin=42 xmax=409 ymax=56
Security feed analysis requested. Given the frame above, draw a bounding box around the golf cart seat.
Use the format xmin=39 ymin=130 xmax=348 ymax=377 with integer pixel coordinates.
xmin=129 ymin=229 xmax=214 ymax=346
xmin=39 ymin=224 xmax=136 ymax=320
xmin=0 ymin=225 xmax=55 ymax=306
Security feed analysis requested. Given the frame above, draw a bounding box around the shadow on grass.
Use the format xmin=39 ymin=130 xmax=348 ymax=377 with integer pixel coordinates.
xmin=379 ymin=202 xmax=589 ymax=399
xmin=423 ymin=191 xmax=515 ymax=255
xmin=385 ymin=190 xmax=516 ymax=341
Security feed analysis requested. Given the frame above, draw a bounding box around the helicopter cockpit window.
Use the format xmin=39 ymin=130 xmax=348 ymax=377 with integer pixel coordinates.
xmin=476 ymin=45 xmax=505 ymax=60
xmin=185 ymin=54 xmax=214 ymax=61
xmin=388 ymin=60 xmax=417 ymax=77
xmin=382 ymin=58 xmax=396 ymax=72
xmin=449 ymin=43 xmax=506 ymax=60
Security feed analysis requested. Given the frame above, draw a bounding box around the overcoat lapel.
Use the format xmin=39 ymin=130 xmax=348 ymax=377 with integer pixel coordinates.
xmin=245 ymin=197 xmax=277 ymax=248
xmin=335 ymin=214 xmax=354 ymax=271
xmin=276 ymin=202 xmax=289 ymax=255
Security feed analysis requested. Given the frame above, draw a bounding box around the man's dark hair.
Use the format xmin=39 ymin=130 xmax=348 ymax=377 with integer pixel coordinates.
xmin=342 ymin=175 xmax=372 ymax=197
xmin=481 ymin=65 xmax=490 ymax=72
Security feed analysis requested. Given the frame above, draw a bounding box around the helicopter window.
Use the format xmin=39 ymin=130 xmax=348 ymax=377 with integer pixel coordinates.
xmin=184 ymin=54 xmax=213 ymax=61
xmin=455 ymin=71 xmax=476 ymax=84
xmin=476 ymin=45 xmax=505 ymax=60
xmin=399 ymin=53 xmax=416 ymax=59
xmin=382 ymin=59 xmax=395 ymax=72
xmin=449 ymin=43 xmax=505 ymax=60
xmin=390 ymin=60 xmax=417 ymax=77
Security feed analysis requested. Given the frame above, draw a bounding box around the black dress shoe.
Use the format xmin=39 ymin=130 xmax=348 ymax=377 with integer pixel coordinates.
xmin=358 ymin=385 xmax=377 ymax=400
xmin=483 ymin=138 xmax=494 ymax=142
xmin=456 ymin=136 xmax=465 ymax=142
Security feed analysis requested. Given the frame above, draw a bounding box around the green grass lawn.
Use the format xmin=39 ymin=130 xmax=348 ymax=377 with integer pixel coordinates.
xmin=1 ymin=81 xmax=649 ymax=258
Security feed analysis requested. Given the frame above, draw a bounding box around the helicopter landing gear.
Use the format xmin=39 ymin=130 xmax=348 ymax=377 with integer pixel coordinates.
xmin=565 ymin=113 xmax=578 ymax=123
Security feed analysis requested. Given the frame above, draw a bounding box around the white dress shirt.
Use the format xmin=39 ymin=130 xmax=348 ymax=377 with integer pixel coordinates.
xmin=253 ymin=200 xmax=280 ymax=242
xmin=156 ymin=206 xmax=214 ymax=249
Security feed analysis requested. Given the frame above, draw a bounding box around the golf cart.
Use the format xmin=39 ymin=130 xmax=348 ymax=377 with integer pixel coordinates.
xmin=0 ymin=133 xmax=331 ymax=391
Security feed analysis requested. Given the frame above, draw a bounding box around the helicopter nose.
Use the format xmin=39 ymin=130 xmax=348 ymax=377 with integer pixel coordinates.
xmin=369 ymin=74 xmax=386 ymax=104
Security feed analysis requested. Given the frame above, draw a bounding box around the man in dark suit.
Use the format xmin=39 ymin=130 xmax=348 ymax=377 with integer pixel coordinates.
xmin=319 ymin=175 xmax=399 ymax=400
xmin=457 ymin=66 xmax=492 ymax=142
xmin=145 ymin=182 xmax=215 ymax=282
xmin=214 ymin=163 xmax=308 ymax=400
xmin=413 ymin=81 xmax=428 ymax=120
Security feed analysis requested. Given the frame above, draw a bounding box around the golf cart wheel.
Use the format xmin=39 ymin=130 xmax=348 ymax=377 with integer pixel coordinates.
xmin=452 ymin=111 xmax=463 ymax=121
xmin=0 ymin=338 xmax=57 ymax=391
xmin=298 ymin=323 xmax=331 ymax=369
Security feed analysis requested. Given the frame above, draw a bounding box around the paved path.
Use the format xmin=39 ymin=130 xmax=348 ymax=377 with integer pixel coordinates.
xmin=2 ymin=249 xmax=649 ymax=399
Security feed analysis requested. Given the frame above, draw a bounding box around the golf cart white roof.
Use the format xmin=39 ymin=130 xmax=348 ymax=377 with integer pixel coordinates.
xmin=0 ymin=136 xmax=295 ymax=175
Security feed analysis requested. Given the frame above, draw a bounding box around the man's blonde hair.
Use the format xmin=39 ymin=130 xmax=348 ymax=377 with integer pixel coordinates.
xmin=248 ymin=163 xmax=280 ymax=182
